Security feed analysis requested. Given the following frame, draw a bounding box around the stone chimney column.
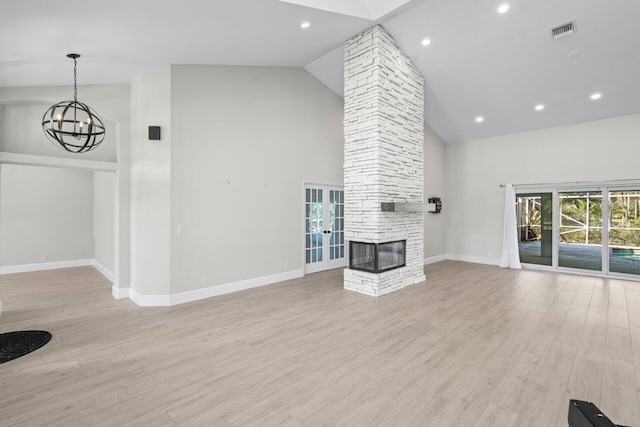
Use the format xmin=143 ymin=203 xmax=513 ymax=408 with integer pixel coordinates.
xmin=343 ymin=25 xmax=426 ymax=296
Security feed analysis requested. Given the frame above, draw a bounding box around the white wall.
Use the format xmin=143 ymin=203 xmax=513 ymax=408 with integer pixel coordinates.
xmin=424 ymin=124 xmax=446 ymax=258
xmin=446 ymin=113 xmax=640 ymax=262
xmin=170 ymin=65 xmax=344 ymax=294
xmin=130 ymin=66 xmax=171 ymax=296
xmin=0 ymin=164 xmax=93 ymax=266
xmin=93 ymin=171 xmax=115 ymax=276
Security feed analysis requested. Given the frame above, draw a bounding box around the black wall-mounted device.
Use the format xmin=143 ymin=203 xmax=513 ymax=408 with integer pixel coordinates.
xmin=148 ymin=126 xmax=161 ymax=141
xmin=428 ymin=197 xmax=442 ymax=214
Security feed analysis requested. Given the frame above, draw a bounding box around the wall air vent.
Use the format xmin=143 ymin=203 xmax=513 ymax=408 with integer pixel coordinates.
xmin=551 ymin=20 xmax=576 ymax=40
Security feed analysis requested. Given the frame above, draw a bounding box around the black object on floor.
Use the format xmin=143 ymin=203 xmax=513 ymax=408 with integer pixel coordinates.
xmin=568 ymin=399 xmax=628 ymax=427
xmin=0 ymin=330 xmax=52 ymax=364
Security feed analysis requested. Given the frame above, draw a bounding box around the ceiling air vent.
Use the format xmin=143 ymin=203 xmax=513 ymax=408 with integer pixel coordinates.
xmin=551 ymin=20 xmax=576 ymax=40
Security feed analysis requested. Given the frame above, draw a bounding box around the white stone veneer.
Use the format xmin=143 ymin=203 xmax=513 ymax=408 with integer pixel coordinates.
xmin=343 ymin=25 xmax=426 ymax=296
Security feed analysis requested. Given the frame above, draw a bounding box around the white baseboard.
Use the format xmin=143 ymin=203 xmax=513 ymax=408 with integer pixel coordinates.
xmin=129 ymin=288 xmax=170 ymax=306
xmin=423 ymin=254 xmax=449 ymax=265
xmin=423 ymin=253 xmax=500 ymax=266
xmin=127 ymin=269 xmax=305 ymax=307
xmin=446 ymin=254 xmax=500 ymax=266
xmin=91 ymin=259 xmax=115 ymax=283
xmin=112 ymin=285 xmax=130 ymax=299
xmin=0 ymin=259 xmax=93 ymax=275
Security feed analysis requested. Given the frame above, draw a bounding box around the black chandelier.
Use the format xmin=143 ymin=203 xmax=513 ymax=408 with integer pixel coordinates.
xmin=41 ymin=54 xmax=105 ymax=153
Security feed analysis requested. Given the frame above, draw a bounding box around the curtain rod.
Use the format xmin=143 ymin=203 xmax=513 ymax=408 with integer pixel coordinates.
xmin=498 ymin=178 xmax=640 ymax=188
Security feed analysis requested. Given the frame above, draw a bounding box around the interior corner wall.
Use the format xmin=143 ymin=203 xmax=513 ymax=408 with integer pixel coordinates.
xmin=130 ymin=66 xmax=171 ymax=296
xmin=424 ymin=123 xmax=446 ymax=258
xmin=445 ymin=113 xmax=640 ymax=263
xmin=170 ymin=65 xmax=344 ymax=294
xmin=93 ymin=171 xmax=115 ymax=276
xmin=0 ymin=164 xmax=94 ymax=267
xmin=0 ymin=83 xmax=131 ymax=291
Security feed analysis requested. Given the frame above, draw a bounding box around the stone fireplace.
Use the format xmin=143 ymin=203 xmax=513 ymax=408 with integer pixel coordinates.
xmin=343 ymin=25 xmax=426 ymax=297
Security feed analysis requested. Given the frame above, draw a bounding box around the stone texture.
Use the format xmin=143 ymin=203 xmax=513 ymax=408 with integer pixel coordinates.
xmin=343 ymin=25 xmax=425 ymax=297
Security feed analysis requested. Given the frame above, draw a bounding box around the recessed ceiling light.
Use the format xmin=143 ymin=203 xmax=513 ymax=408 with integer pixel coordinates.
xmin=535 ymin=104 xmax=545 ymax=111
xmin=497 ymin=4 xmax=510 ymax=14
xmin=300 ymin=21 xmax=311 ymax=29
xmin=475 ymin=116 xmax=485 ymax=123
xmin=590 ymin=92 xmax=602 ymax=100
xmin=421 ymin=38 xmax=431 ymax=46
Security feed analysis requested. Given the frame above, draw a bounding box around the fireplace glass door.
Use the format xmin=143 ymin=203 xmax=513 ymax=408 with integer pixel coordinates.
xmin=304 ymin=184 xmax=346 ymax=274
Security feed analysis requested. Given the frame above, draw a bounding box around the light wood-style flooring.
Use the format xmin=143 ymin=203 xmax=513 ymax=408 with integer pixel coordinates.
xmin=1 ymin=261 xmax=640 ymax=426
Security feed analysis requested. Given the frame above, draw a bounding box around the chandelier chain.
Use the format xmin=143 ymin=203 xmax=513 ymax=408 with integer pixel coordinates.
xmin=73 ymin=57 xmax=77 ymax=103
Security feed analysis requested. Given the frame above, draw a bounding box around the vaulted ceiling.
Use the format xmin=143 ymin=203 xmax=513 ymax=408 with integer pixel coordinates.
xmin=2 ymin=0 xmax=640 ymax=142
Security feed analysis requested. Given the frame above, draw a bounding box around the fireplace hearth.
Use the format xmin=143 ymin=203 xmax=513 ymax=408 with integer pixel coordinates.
xmin=349 ymin=240 xmax=406 ymax=274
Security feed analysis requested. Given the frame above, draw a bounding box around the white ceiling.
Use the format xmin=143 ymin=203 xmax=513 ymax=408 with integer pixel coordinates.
xmin=2 ymin=0 xmax=640 ymax=143
xmin=278 ymin=0 xmax=413 ymax=20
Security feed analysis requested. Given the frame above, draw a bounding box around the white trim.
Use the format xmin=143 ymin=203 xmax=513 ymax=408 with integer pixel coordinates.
xmin=0 ymin=151 xmax=117 ymax=172
xmin=509 ymin=178 xmax=640 ymax=191
xmin=446 ymin=254 xmax=500 ymax=266
xmin=128 ymin=269 xmax=305 ymax=307
xmin=422 ymin=253 xmax=500 ymax=266
xmin=112 ymin=285 xmax=130 ymax=299
xmin=129 ymin=288 xmax=171 ymax=307
xmin=423 ymin=254 xmax=449 ymax=265
xmin=91 ymin=259 xmax=115 ymax=283
xmin=0 ymin=259 xmax=93 ymax=275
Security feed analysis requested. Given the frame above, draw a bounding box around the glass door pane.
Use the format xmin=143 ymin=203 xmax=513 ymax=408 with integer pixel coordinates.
xmin=558 ymin=191 xmax=602 ymax=271
xmin=329 ymin=190 xmax=345 ymax=261
xmin=517 ymin=193 xmax=553 ymax=266
xmin=609 ymin=190 xmax=640 ymax=275
xmin=305 ymin=187 xmax=323 ymax=267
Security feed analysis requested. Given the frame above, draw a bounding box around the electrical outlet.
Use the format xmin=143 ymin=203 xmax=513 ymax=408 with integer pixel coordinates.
xmin=177 ymin=225 xmax=183 ymax=235
xmin=487 ymin=251 xmax=492 ymax=257
xmin=201 ymin=276 xmax=208 ymax=285
xmin=284 ymin=262 xmax=289 ymax=270
xmin=42 ymin=254 xmax=48 ymax=262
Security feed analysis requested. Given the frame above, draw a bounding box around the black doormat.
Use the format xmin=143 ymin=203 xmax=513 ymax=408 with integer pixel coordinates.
xmin=0 ymin=331 xmax=52 ymax=364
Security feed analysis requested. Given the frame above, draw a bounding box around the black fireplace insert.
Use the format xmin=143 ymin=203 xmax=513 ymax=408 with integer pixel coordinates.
xmin=349 ymin=240 xmax=406 ymax=273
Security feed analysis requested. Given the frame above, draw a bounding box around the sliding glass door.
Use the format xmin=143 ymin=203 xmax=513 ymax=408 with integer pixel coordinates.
xmin=516 ymin=186 xmax=640 ymax=278
xmin=608 ymin=190 xmax=640 ymax=275
xmin=516 ymin=193 xmax=553 ymax=266
xmin=558 ymin=191 xmax=602 ymax=271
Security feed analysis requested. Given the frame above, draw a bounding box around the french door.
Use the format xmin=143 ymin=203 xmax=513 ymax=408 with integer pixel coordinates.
xmin=304 ymin=184 xmax=346 ymax=274
xmin=517 ymin=186 xmax=640 ymax=279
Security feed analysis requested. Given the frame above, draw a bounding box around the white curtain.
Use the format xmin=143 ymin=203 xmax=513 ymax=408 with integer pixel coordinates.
xmin=499 ymin=184 xmax=522 ymax=269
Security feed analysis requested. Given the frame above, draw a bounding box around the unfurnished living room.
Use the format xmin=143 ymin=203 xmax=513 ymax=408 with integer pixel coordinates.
xmin=1 ymin=0 xmax=640 ymax=425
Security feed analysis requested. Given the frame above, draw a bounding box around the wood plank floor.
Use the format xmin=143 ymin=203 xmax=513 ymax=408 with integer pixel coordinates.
xmin=1 ymin=261 xmax=640 ymax=426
